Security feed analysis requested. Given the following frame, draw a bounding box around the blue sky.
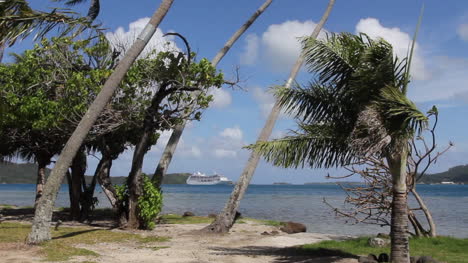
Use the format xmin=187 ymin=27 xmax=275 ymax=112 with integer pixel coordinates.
xmin=7 ymin=0 xmax=468 ymax=183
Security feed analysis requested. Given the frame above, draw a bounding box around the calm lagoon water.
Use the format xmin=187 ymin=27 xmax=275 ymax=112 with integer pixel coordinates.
xmin=1 ymin=184 xmax=467 ymax=238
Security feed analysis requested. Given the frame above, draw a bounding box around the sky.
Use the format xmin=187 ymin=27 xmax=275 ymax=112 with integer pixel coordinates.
xmin=6 ymin=0 xmax=468 ymax=184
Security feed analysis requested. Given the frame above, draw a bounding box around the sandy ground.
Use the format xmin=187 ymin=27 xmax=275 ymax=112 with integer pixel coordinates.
xmin=0 ymin=219 xmax=359 ymax=263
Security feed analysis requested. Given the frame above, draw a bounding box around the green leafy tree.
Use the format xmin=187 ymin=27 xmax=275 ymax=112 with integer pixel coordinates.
xmin=124 ymin=48 xmax=224 ymax=229
xmin=250 ymin=33 xmax=427 ymax=262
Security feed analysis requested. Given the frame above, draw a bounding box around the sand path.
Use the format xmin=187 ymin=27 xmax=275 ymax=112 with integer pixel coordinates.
xmin=1 ymin=220 xmax=359 ymax=263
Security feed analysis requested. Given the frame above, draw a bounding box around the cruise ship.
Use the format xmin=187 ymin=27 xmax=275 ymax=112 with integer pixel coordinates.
xmin=186 ymin=172 xmax=233 ymax=185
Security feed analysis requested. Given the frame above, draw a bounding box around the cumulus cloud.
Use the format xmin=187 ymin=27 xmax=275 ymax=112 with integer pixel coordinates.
xmin=239 ymin=33 xmax=259 ymax=65
xmin=239 ymin=20 xmax=326 ymax=71
xmin=210 ymin=126 xmax=246 ymax=159
xmin=252 ymin=86 xmax=275 ymax=118
xmin=457 ymin=24 xmax=468 ymax=42
xmin=356 ymin=18 xmax=429 ymax=81
xmin=220 ymin=126 xmax=243 ymax=141
xmin=149 ymin=130 xmax=201 ymax=159
xmin=105 ymin=17 xmax=179 ymax=58
xmin=208 ymin=88 xmax=232 ymax=108
xmin=214 ymin=149 xmax=237 ymax=158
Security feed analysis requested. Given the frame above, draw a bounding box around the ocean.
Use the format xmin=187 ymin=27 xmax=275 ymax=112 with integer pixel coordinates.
xmin=1 ymin=184 xmax=467 ymax=238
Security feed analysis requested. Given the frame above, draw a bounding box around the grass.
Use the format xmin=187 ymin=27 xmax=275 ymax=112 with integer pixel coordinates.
xmin=0 ymin=222 xmax=170 ymax=261
xmin=301 ymin=236 xmax=468 ymax=263
xmin=245 ymin=218 xmax=285 ymax=227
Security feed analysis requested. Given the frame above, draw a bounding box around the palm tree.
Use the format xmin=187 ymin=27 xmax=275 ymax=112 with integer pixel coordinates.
xmin=27 ymin=0 xmax=175 ymax=244
xmin=203 ymin=0 xmax=336 ymax=234
xmin=250 ymin=33 xmax=427 ymax=263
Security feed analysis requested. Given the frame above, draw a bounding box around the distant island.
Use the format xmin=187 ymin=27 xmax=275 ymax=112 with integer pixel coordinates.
xmin=418 ymin=164 xmax=468 ymax=184
xmin=272 ymin=182 xmax=292 ymax=185
xmin=0 ymin=162 xmax=190 ymax=184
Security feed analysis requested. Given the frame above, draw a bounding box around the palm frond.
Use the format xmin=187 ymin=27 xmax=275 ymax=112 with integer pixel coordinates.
xmin=248 ymin=124 xmax=356 ymax=169
xmin=275 ymin=82 xmax=355 ymax=125
xmin=0 ymin=0 xmax=99 ymax=45
xmin=376 ymin=85 xmax=428 ymax=136
xmin=302 ymin=33 xmax=358 ymax=85
xmin=403 ymin=4 xmax=424 ymax=94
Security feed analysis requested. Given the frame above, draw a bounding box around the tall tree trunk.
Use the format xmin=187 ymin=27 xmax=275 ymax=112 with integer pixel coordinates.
xmin=410 ymin=187 xmax=437 ymax=237
xmin=70 ymin=150 xmax=87 ymax=221
xmin=202 ymin=0 xmax=336 ymax=233
xmin=126 ymin=131 xmax=151 ymax=229
xmin=35 ymin=155 xmax=51 ymax=207
xmin=27 ymin=0 xmax=175 ymax=244
xmin=80 ymin=167 xmax=98 ymax=222
xmin=95 ymin=155 xmax=118 ymax=208
xmin=152 ymin=0 xmax=273 ymax=187
xmin=387 ymin=145 xmax=410 ymax=263
xmin=0 ymin=42 xmax=5 ymax=63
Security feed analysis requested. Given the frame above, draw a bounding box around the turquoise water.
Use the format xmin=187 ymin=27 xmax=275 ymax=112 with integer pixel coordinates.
xmin=1 ymin=184 xmax=467 ymax=237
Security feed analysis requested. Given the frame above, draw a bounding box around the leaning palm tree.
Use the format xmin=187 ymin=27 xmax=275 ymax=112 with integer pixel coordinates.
xmin=250 ymin=33 xmax=426 ymax=263
xmin=203 ymin=0 xmax=336 ymax=234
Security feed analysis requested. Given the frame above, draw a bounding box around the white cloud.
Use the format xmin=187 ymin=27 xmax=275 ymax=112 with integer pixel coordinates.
xmin=355 ymin=18 xmax=429 ymax=81
xmin=214 ymin=149 xmax=237 ymax=158
xmin=239 ymin=33 xmax=259 ymax=65
xmin=239 ymin=20 xmax=326 ymax=71
xmin=208 ymin=88 xmax=232 ymax=108
xmin=457 ymin=23 xmax=468 ymax=42
xmin=220 ymin=126 xmax=243 ymax=141
xmin=105 ymin=17 xmax=179 ymax=58
xmin=252 ymin=86 xmax=275 ymax=118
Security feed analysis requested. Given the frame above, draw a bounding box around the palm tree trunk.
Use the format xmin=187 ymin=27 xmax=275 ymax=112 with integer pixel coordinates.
xmin=202 ymin=0 xmax=336 ymax=233
xmin=152 ymin=0 xmax=273 ymax=187
xmin=0 ymin=42 xmax=5 ymax=63
xmin=387 ymin=146 xmax=410 ymax=263
xmin=27 ymin=0 xmax=175 ymax=244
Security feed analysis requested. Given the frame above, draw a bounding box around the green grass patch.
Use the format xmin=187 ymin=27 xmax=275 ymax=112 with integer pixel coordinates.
xmin=160 ymin=214 xmax=213 ymax=224
xmin=0 ymin=222 xmax=170 ymax=261
xmin=244 ymin=218 xmax=285 ymax=227
xmin=301 ymin=236 xmax=468 ymax=263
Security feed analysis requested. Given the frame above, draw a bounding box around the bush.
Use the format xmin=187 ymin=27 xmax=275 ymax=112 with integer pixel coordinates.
xmin=138 ymin=175 xmax=163 ymax=229
xmin=115 ymin=174 xmax=163 ymax=230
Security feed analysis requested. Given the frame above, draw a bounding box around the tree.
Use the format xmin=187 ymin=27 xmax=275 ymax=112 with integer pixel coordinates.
xmin=151 ymin=0 xmax=273 ymax=187
xmin=250 ymin=32 xmax=427 ymax=262
xmin=124 ymin=48 xmax=224 ymax=229
xmin=203 ymin=0 xmax=336 ymax=234
xmin=325 ymin=109 xmax=450 ymax=238
xmin=27 ymin=0 xmax=175 ymax=244
xmin=0 ymin=36 xmax=111 ymax=205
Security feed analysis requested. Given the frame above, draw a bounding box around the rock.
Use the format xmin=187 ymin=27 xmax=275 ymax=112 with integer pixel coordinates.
xmin=416 ymin=256 xmax=441 ymax=263
xmin=377 ymin=233 xmax=390 ymax=239
xmin=358 ymin=254 xmax=378 ymax=263
xmin=411 ymin=257 xmax=421 ymax=263
xmin=270 ymin=230 xmax=279 ymax=235
xmin=182 ymin=211 xmax=194 ymax=217
xmin=378 ymin=253 xmax=389 ymax=262
xmin=368 ymin=237 xmax=390 ymax=247
xmin=208 ymin=213 xmax=217 ymax=218
xmin=261 ymin=231 xmax=270 ymax=236
xmin=279 ymin=221 xmax=307 ymax=234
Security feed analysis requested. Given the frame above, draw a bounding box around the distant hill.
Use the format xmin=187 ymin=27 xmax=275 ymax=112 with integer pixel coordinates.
xmin=0 ymin=162 xmax=191 ymax=184
xmin=421 ymin=165 xmax=468 ymax=184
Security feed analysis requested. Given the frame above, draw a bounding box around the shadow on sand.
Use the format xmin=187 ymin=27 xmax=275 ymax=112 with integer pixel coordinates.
xmin=210 ymin=245 xmax=358 ymax=263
